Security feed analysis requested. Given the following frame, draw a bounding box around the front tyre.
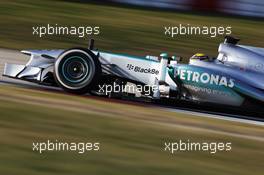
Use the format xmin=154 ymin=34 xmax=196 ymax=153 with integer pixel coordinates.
xmin=54 ymin=48 xmax=101 ymax=94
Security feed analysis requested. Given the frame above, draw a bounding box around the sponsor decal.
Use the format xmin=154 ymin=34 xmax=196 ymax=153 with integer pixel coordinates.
xmin=127 ymin=64 xmax=159 ymax=75
xmin=178 ymin=69 xmax=235 ymax=88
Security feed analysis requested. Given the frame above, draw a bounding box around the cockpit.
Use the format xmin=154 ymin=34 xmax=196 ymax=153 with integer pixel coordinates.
xmin=189 ymin=53 xmax=216 ymax=64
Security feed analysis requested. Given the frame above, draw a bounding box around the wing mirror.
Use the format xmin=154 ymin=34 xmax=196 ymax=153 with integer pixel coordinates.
xmin=171 ymin=56 xmax=182 ymax=62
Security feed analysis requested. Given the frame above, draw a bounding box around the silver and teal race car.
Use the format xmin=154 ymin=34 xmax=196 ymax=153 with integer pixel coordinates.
xmin=3 ymin=36 xmax=264 ymax=107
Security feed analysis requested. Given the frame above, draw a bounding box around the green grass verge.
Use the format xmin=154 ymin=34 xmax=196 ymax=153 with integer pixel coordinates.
xmin=0 ymin=85 xmax=263 ymax=175
xmin=0 ymin=0 xmax=263 ymax=60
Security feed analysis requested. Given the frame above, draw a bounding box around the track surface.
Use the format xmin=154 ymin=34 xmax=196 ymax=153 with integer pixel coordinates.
xmin=0 ymin=48 xmax=263 ymax=126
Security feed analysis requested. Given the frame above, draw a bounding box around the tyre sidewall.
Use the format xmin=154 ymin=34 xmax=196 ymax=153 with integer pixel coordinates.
xmin=54 ymin=48 xmax=101 ymax=94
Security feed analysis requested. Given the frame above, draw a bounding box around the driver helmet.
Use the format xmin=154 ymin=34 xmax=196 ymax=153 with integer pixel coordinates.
xmin=190 ymin=53 xmax=209 ymax=61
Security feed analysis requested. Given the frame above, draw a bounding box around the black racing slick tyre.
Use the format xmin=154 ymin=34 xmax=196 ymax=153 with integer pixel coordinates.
xmin=54 ymin=48 xmax=101 ymax=94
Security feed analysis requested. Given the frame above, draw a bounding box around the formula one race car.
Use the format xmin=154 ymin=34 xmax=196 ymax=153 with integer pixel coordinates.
xmin=3 ymin=36 xmax=264 ymax=107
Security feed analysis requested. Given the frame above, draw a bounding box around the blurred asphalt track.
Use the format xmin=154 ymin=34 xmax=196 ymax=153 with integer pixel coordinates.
xmin=0 ymin=48 xmax=263 ymax=126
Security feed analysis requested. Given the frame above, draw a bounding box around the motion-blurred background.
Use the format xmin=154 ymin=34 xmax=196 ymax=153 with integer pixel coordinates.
xmin=106 ymin=0 xmax=264 ymax=17
xmin=0 ymin=0 xmax=263 ymax=60
xmin=0 ymin=1 xmax=263 ymax=175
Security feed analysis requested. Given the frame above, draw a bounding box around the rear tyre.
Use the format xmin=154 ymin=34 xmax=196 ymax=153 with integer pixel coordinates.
xmin=54 ymin=48 xmax=101 ymax=94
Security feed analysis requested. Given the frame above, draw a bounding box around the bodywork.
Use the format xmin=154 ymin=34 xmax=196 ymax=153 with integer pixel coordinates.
xmin=3 ymin=38 xmax=264 ymax=107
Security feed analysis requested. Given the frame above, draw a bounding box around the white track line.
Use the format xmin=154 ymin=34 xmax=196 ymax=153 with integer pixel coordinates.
xmin=164 ymin=107 xmax=264 ymax=126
